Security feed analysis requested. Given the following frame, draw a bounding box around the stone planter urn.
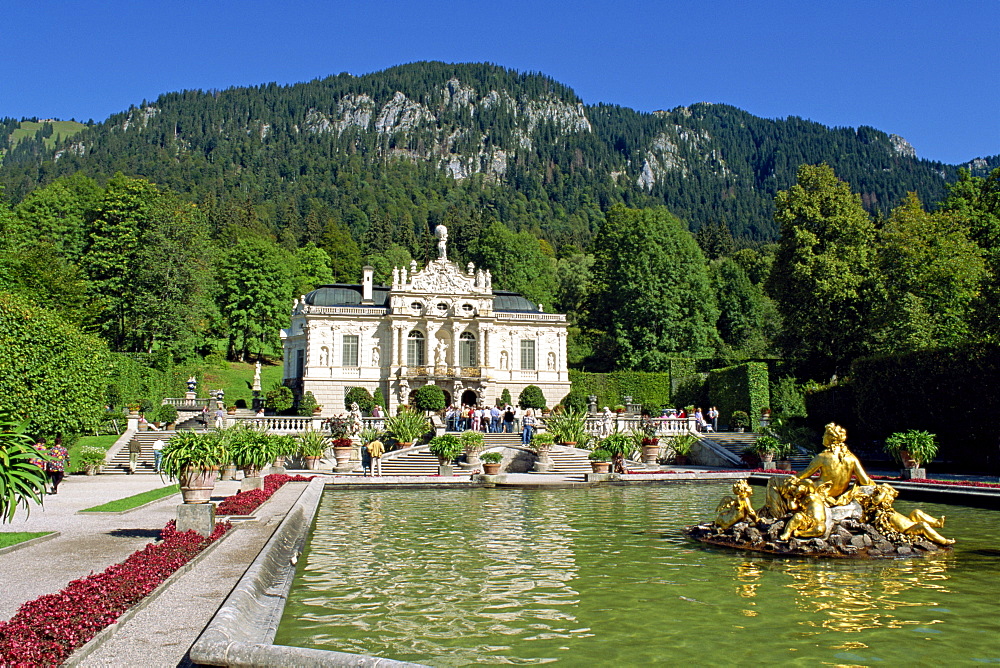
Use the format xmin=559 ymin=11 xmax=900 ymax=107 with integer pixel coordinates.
xmin=641 ymin=444 xmax=659 ymax=468
xmin=533 ymin=444 xmax=552 ymax=473
xmin=84 ymin=465 xmax=101 ymax=476
xmin=219 ymin=463 xmax=237 ymax=481
xmin=333 ymin=446 xmax=353 ymax=472
xmin=461 ymin=446 xmax=483 ymax=471
xmin=482 ymin=462 xmax=501 ymax=475
xmin=179 ymin=467 xmax=219 ymax=504
xmin=776 ymin=460 xmax=792 ymax=471
xmin=242 ymin=465 xmax=262 ymax=478
xmin=590 ymin=461 xmax=611 ymax=474
xmin=304 ymin=456 xmax=323 ymax=470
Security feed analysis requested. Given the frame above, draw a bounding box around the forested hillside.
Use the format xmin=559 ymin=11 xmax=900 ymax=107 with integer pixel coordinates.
xmin=0 ymin=61 xmax=979 ymax=249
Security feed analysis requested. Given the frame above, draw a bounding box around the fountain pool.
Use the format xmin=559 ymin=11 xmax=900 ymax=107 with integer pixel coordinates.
xmin=275 ymin=484 xmax=1000 ymax=665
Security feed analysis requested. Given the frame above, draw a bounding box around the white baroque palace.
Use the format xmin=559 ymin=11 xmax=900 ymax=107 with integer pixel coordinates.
xmin=280 ymin=226 xmax=569 ymax=414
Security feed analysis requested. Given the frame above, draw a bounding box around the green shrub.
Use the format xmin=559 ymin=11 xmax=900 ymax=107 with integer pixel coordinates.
xmin=344 ymin=386 xmax=375 ymax=412
xmin=561 ymin=386 xmax=589 ymax=412
xmin=481 ymin=451 xmax=503 ymax=464
xmin=298 ymin=391 xmax=320 ymax=415
xmin=730 ymin=410 xmax=749 ymax=429
xmin=372 ymin=388 xmax=386 ymax=409
xmin=265 ymin=384 xmax=294 ymax=413
xmin=588 ymin=448 xmax=611 ymax=462
xmin=413 ymin=384 xmax=446 ymax=412
xmin=518 ymin=385 xmax=547 ymax=410
xmin=459 ymin=430 xmax=485 ymax=450
xmin=499 ymin=388 xmax=512 ymax=407
xmin=156 ymin=404 xmax=179 ymax=424
xmin=385 ymin=408 xmax=430 ymax=444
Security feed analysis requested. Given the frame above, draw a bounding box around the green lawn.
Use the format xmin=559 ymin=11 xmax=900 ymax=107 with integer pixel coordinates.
xmin=201 ymin=360 xmax=284 ymax=408
xmin=69 ymin=434 xmax=119 ymax=472
xmin=0 ymin=532 xmax=52 ymax=549
xmin=81 ymin=484 xmax=180 ymax=512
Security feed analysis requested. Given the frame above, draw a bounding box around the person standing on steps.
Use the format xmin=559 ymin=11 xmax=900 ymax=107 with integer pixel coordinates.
xmin=152 ymin=437 xmax=165 ymax=473
xmin=367 ymin=438 xmax=385 ymax=477
xmin=521 ymin=409 xmax=536 ymax=445
xmin=128 ymin=437 xmax=142 ymax=474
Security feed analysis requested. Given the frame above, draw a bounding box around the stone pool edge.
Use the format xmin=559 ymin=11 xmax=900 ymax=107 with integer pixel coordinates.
xmin=189 ymin=477 xmax=426 ymax=668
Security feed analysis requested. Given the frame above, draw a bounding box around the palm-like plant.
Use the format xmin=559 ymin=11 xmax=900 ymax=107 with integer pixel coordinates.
xmin=227 ymin=423 xmax=276 ymax=475
xmin=297 ymin=429 xmax=330 ymax=458
xmin=0 ymin=415 xmax=49 ymax=522
xmin=160 ymin=430 xmax=228 ymax=481
xmin=600 ymin=432 xmax=634 ymax=473
xmin=428 ymin=433 xmax=463 ymax=461
xmin=385 ymin=407 xmax=430 ymax=445
xmin=544 ymin=409 xmax=589 ymax=445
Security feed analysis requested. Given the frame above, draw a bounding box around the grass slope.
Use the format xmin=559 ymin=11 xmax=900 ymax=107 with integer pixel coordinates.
xmin=69 ymin=434 xmax=118 ymax=473
xmin=9 ymin=120 xmax=86 ymax=149
xmin=201 ymin=360 xmax=284 ymax=408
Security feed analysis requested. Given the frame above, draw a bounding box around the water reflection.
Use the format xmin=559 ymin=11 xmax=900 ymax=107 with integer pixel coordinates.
xmin=277 ymin=486 xmax=999 ymax=665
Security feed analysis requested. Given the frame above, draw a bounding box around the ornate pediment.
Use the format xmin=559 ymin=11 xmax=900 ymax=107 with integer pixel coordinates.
xmin=393 ymin=259 xmax=491 ymax=296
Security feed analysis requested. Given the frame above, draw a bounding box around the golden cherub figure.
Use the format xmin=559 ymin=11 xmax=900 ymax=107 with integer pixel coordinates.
xmin=780 ymin=478 xmax=835 ymax=541
xmin=864 ymin=484 xmax=955 ymax=546
xmin=715 ymin=480 xmax=759 ymax=530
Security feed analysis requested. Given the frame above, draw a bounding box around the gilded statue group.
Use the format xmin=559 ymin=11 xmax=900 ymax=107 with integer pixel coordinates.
xmin=713 ymin=423 xmax=953 ymax=547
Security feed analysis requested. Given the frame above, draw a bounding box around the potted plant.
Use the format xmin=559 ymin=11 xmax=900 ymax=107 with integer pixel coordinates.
xmin=884 ymin=430 xmax=938 ymax=479
xmin=600 ymin=432 xmax=633 ymax=473
xmin=226 ymin=405 xmax=238 ymax=415
xmin=460 ymin=430 xmax=485 ymax=469
xmin=640 ymin=436 xmax=660 ymax=467
xmin=730 ymin=410 xmax=749 ymax=433
xmin=588 ymin=448 xmax=612 ymax=474
xmin=227 ymin=424 xmax=274 ymax=478
xmin=157 ymin=404 xmax=179 ymax=430
xmin=76 ymin=446 xmax=107 ymax=476
xmin=667 ymin=432 xmax=699 ymax=465
xmin=271 ymin=434 xmax=297 ymax=469
xmin=428 ymin=433 xmax=463 ymax=475
xmin=613 ymin=404 xmax=626 ymax=415
xmin=385 ymin=407 xmax=430 ymax=447
xmin=127 ymin=403 xmax=141 ymax=417
xmin=297 ymin=429 xmax=329 ymax=470
xmin=481 ymin=451 xmax=503 ymax=475
xmin=544 ymin=409 xmax=588 ymax=446
xmin=160 ymin=430 xmax=227 ymax=504
xmin=749 ymin=435 xmax=784 ymax=468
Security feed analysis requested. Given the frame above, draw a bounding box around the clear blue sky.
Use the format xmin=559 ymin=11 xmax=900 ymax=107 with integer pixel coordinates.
xmin=2 ymin=0 xmax=996 ymax=164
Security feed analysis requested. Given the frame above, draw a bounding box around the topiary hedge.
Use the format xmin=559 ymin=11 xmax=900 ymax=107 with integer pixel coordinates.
xmin=518 ymin=385 xmax=548 ymax=410
xmin=344 ymin=386 xmax=375 ymax=412
xmin=413 ymin=384 xmax=446 ymax=412
xmin=567 ymin=370 xmax=672 ymax=410
xmin=708 ymin=362 xmax=769 ymax=430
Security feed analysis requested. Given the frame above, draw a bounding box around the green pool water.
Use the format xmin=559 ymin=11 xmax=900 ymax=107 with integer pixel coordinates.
xmin=275 ymin=484 xmax=1000 ymax=665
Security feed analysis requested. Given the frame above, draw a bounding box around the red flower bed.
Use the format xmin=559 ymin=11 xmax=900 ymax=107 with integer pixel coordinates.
xmin=0 ymin=520 xmax=230 ymax=665
xmin=216 ymin=474 xmax=313 ymax=516
xmin=625 ymin=469 xmax=750 ymax=474
xmin=870 ymin=475 xmax=1000 ymax=489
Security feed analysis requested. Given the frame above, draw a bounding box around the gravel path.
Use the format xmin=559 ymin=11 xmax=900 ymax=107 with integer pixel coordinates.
xmin=0 ymin=474 xmax=242 ymax=623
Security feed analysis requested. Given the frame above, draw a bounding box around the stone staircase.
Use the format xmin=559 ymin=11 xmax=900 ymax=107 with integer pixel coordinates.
xmin=104 ymin=429 xmax=177 ymax=475
xmin=546 ymin=446 xmax=594 ymax=474
xmin=701 ymin=432 xmax=812 ymax=470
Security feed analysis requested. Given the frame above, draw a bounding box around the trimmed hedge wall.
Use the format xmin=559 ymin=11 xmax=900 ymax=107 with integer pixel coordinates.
xmin=849 ymin=344 xmax=1000 ymax=470
xmin=708 ymin=362 xmax=770 ymax=429
xmin=567 ymin=370 xmax=672 ymax=410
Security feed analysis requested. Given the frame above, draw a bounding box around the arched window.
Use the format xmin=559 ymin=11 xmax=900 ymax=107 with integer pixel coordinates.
xmin=407 ymin=330 xmax=425 ymax=367
xmin=459 ymin=332 xmax=477 ymax=367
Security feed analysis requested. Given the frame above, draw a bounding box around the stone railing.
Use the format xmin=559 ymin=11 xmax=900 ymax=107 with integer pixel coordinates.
xmin=303 ymin=306 xmax=389 ymax=316
xmin=162 ymin=398 xmax=214 ymax=409
xmin=494 ymin=312 xmax=566 ymax=323
xmin=228 ymin=415 xmax=322 ymax=433
xmin=582 ymin=415 xmax=699 ymax=437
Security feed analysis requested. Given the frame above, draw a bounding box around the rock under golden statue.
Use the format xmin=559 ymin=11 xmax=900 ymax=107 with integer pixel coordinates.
xmin=687 ymin=423 xmax=953 ymax=558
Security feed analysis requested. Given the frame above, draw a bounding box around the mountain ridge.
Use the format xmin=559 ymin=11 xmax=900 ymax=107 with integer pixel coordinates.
xmin=2 ymin=61 xmax=997 ymax=246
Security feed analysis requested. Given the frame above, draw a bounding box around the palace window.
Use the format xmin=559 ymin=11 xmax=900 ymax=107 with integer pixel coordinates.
xmin=342 ymin=334 xmax=359 ymax=367
xmin=459 ymin=332 xmax=477 ymax=367
xmin=520 ymin=339 xmax=536 ymax=370
xmin=407 ymin=330 xmax=426 ymax=366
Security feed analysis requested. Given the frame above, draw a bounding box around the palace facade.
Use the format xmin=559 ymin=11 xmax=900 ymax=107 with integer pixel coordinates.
xmin=280 ymin=228 xmax=569 ymax=414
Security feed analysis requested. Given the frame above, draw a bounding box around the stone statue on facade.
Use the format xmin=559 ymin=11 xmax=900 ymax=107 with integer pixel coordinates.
xmin=435 ymin=224 xmax=448 ymax=261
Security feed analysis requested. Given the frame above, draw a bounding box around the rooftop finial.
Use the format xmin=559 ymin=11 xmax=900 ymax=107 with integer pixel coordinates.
xmin=434 ymin=224 xmax=448 ymax=261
